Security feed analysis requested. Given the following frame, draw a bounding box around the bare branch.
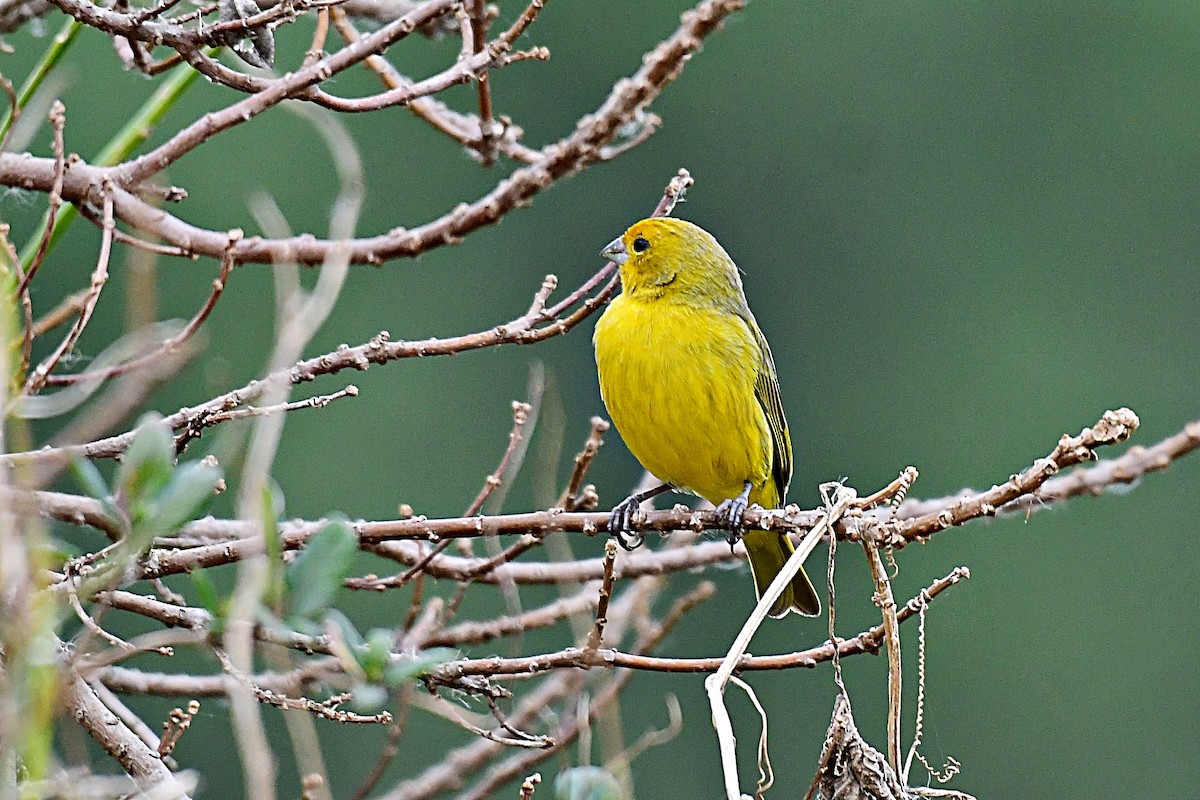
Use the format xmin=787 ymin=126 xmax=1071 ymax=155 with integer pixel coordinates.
xmin=0 ymin=2 xmax=742 ymax=265
xmin=61 ymin=667 xmax=196 ymax=798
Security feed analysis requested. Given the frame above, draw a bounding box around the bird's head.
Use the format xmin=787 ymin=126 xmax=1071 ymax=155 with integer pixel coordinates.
xmin=600 ymin=217 xmax=744 ymax=305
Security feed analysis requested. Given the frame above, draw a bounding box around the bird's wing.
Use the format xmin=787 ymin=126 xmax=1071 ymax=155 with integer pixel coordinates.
xmin=740 ymin=311 xmax=793 ymax=502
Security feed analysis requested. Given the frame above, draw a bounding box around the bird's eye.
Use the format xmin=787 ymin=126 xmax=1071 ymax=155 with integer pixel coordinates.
xmin=632 ymin=236 xmax=650 ymax=253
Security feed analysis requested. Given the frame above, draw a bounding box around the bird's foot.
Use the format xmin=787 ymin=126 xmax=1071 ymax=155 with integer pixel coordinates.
xmin=608 ymin=495 xmax=645 ymax=551
xmin=715 ymin=482 xmax=753 ymax=552
xmin=716 ymin=496 xmax=747 ymax=551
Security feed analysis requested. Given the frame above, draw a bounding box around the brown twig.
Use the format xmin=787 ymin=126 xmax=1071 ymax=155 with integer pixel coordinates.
xmin=157 ymin=700 xmax=201 ymax=757
xmin=43 ymin=245 xmax=237 ymax=387
xmin=49 ymin=0 xmax=346 ymax=50
xmin=131 ymin=0 xmax=185 ymax=24
xmin=23 ymin=179 xmax=114 ymax=396
xmin=89 ymin=678 xmax=165 ymax=755
xmin=303 ymin=7 xmax=331 ymax=67
xmin=9 ymin=407 xmax=1168 ymax=587
xmin=876 ymin=407 xmax=1140 ymax=546
xmin=214 ymin=647 xmax=391 ymax=724
xmin=5 ymin=266 xmax=612 ymax=466
xmin=557 ymin=416 xmax=609 ymax=510
xmin=518 ymin=773 xmax=542 ymax=800
xmin=18 ymin=101 xmax=65 ymax=296
xmin=649 ymin=167 xmax=695 ymax=217
xmin=0 ymin=70 xmax=19 ymax=151
xmin=461 ymin=533 xmax=544 ymax=579
xmin=451 ymin=578 xmax=711 ymax=800
xmin=414 ymin=690 xmax=551 ymax=748
xmin=252 ymin=687 xmax=393 ymax=725
xmin=0 ymin=165 xmax=688 ymax=469
xmin=74 ymin=199 xmax=194 ymax=256
xmin=362 ymin=398 xmax=537 ymax=589
xmin=584 ymin=540 xmax=617 ymax=651
xmin=427 ymin=566 xmax=969 ymax=682
xmin=328 ymin=6 xmax=540 ymax=162
xmin=467 ymin=400 xmax=535 ymax=516
xmin=31 ymin=288 xmax=89 ymax=337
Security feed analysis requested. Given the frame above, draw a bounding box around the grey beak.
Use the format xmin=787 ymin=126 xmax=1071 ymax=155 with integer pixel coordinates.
xmin=600 ymin=236 xmax=628 ymax=265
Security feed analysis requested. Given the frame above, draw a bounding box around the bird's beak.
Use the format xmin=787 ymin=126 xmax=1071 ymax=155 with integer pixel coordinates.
xmin=600 ymin=236 xmax=628 ymax=266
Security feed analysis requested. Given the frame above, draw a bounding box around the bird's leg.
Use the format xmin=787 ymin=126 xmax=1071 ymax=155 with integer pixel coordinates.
xmin=715 ymin=481 xmax=753 ymax=550
xmin=608 ymin=482 xmax=673 ymax=551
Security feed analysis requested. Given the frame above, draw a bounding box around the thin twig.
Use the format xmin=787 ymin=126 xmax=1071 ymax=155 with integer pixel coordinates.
xmin=14 ymin=408 xmax=1155 ymax=583
xmin=584 ymin=540 xmax=617 ymax=651
xmin=31 ymin=288 xmax=89 ymax=337
xmin=23 ymin=179 xmax=114 ymax=396
xmin=0 ymin=71 xmax=19 ymax=151
xmin=214 ymin=648 xmax=391 ymax=724
xmin=303 ymin=7 xmax=330 ymax=67
xmin=19 ymin=98 xmax=65 ymax=296
xmin=44 ymin=244 xmax=237 ymax=386
xmin=1 ymin=3 xmax=737 ymax=264
xmin=327 ymin=7 xmax=539 ymax=163
xmin=66 ymin=578 xmax=134 ymax=652
xmin=557 ymin=417 xmax=609 ymax=511
xmin=467 ymin=400 xmax=535 ymax=516
xmin=93 ymin=570 xmax=964 ymax=706
xmin=467 ymin=0 xmax=497 ymax=164
xmin=518 ymin=773 xmax=541 ymax=800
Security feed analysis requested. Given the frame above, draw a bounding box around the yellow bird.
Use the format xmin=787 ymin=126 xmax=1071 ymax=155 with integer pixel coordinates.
xmin=593 ymin=217 xmax=820 ymax=618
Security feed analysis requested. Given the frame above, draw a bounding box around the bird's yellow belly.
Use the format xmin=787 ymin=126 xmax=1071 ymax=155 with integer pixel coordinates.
xmin=594 ymin=298 xmax=774 ymax=505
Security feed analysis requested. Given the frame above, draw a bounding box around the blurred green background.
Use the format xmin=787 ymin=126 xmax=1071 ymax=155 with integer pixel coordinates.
xmin=3 ymin=1 xmax=1199 ymax=797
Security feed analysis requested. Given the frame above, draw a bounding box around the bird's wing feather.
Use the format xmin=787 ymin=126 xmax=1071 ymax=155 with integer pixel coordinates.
xmin=739 ymin=311 xmax=793 ymax=502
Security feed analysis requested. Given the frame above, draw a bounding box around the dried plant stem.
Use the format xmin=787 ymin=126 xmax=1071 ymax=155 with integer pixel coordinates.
xmin=864 ymin=541 xmax=902 ymax=774
xmin=706 ymin=483 xmax=856 ymax=800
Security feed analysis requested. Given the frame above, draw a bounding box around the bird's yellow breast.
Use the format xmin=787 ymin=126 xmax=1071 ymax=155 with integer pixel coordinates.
xmin=593 ymin=294 xmax=775 ymax=506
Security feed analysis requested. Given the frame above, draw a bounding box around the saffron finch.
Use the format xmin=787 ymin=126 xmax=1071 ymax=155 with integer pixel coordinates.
xmin=593 ymin=217 xmax=820 ymax=617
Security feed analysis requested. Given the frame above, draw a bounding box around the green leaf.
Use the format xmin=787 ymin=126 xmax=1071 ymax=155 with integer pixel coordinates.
xmin=190 ymin=568 xmax=224 ymax=631
xmin=262 ymin=481 xmax=285 ymax=610
xmin=383 ymin=649 xmax=455 ymax=687
xmin=117 ymin=413 xmax=175 ymax=511
xmin=140 ymin=462 xmax=222 ymax=540
xmin=70 ymin=457 xmax=110 ymax=501
xmin=349 ymin=684 xmax=388 ymax=713
xmin=323 ymin=608 xmax=365 ymax=654
xmin=555 ymin=767 xmax=624 ymax=800
xmin=286 ymin=518 xmax=357 ymax=620
xmin=0 ymin=18 xmax=81 ymax=144
xmin=359 ymin=628 xmax=395 ymax=681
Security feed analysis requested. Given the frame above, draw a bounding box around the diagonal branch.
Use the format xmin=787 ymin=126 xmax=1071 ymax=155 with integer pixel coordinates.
xmin=61 ymin=666 xmax=196 ymax=798
xmin=0 ymin=1 xmax=742 ymax=265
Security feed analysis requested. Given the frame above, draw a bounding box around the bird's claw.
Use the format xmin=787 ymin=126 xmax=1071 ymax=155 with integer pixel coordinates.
xmin=608 ymin=496 xmax=645 ymax=551
xmin=716 ymin=495 xmax=748 ymax=551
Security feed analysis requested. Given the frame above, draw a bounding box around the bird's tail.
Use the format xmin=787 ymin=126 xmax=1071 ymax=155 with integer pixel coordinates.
xmin=742 ymin=529 xmax=821 ymax=618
